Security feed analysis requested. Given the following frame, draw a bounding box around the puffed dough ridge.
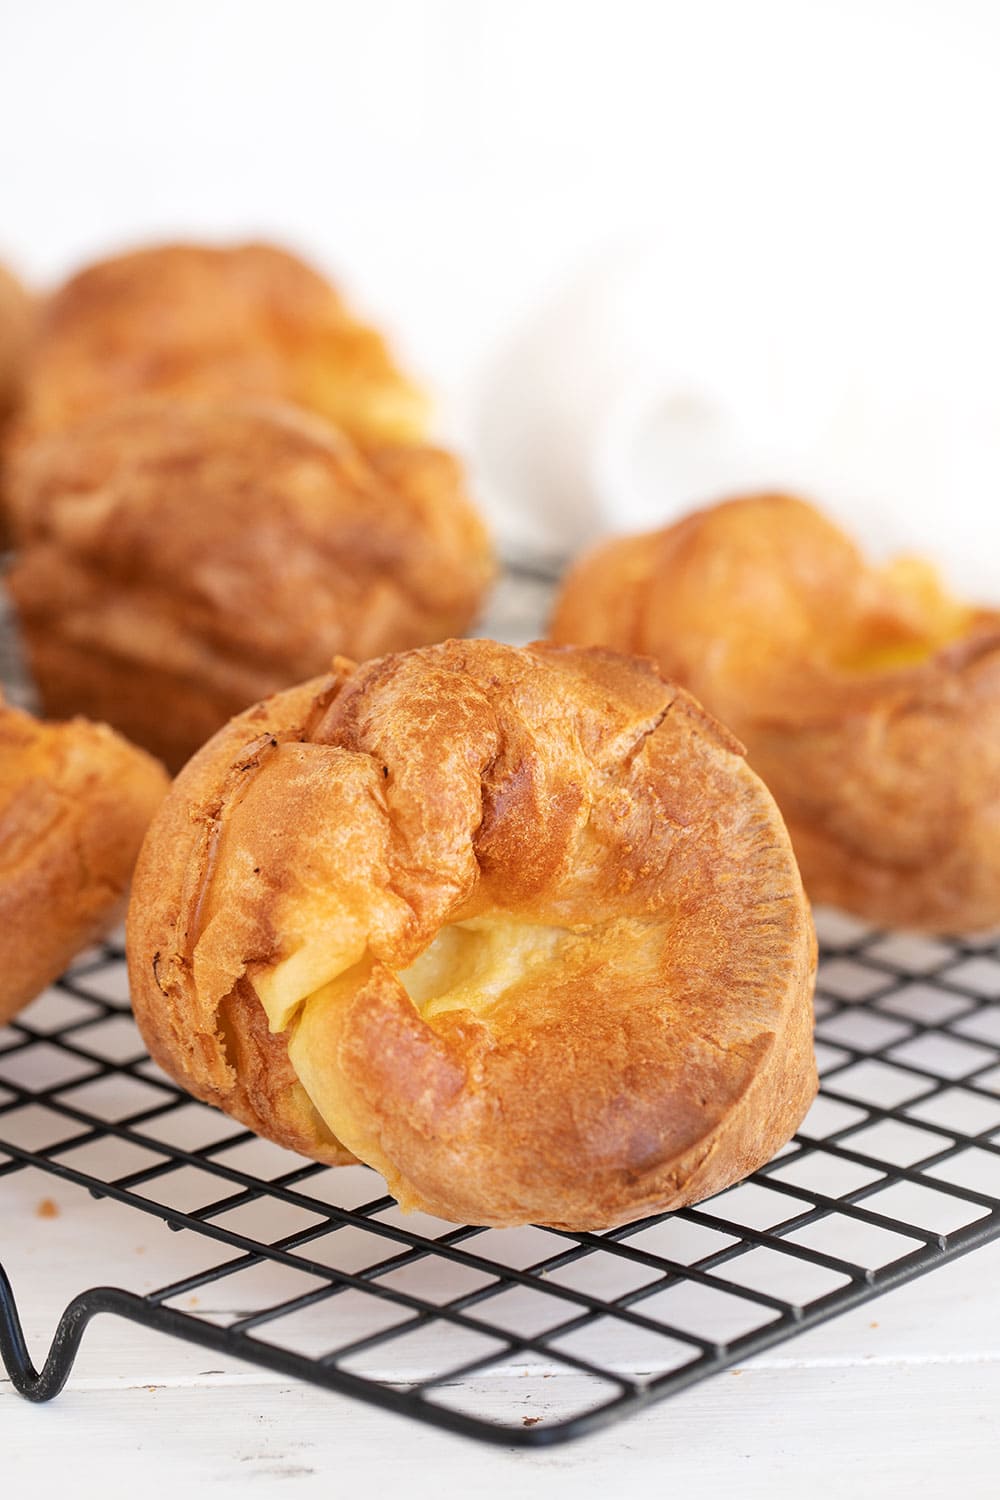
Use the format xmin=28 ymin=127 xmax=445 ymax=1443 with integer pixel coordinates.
xmin=12 ymin=240 xmax=427 ymax=449
xmin=0 ymin=694 xmax=169 ymax=1024
xmin=6 ymin=397 xmax=494 ymax=771
xmin=0 ymin=261 xmax=32 ymax=426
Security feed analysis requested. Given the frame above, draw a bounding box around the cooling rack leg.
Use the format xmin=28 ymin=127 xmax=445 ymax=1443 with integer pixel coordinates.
xmin=0 ymin=1263 xmax=97 ymax=1402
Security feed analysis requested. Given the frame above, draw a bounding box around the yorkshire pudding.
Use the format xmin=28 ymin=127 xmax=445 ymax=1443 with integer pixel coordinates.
xmin=6 ymin=397 xmax=494 ymax=771
xmin=126 ymin=639 xmax=816 ymax=1230
xmin=12 ymin=240 xmax=427 ymax=449
xmin=551 ymin=493 xmax=1000 ymax=932
xmin=0 ymin=694 xmax=168 ymax=1026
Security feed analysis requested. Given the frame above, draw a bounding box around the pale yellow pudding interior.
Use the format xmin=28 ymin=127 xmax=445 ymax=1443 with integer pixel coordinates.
xmin=837 ymin=555 xmax=975 ymax=674
xmin=250 ymin=915 xmax=576 ymax=1204
xmin=394 ymin=917 xmax=570 ymax=1019
xmin=253 ymin=914 xmax=574 ymax=1035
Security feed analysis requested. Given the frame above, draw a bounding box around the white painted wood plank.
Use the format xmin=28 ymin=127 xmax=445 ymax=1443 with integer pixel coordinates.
xmin=2 ymin=1360 xmax=997 ymax=1498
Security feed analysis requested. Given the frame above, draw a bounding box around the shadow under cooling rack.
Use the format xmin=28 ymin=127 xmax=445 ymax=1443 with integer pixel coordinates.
xmin=1 ymin=906 xmax=1000 ymax=1447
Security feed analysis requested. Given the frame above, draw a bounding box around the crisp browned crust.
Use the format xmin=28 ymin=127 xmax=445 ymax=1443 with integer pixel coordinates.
xmin=0 ymin=694 xmax=169 ymax=1025
xmin=13 ymin=241 xmax=427 ymax=448
xmin=126 ymin=640 xmax=817 ymax=1230
xmin=551 ymin=493 xmax=1000 ymax=931
xmin=6 ymin=398 xmax=495 ymax=770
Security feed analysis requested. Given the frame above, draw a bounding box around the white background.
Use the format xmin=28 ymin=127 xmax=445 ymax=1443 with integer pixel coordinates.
xmin=1 ymin=0 xmax=999 ymax=577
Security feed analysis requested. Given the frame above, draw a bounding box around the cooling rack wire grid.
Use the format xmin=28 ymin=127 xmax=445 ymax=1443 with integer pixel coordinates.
xmin=2 ymin=565 xmax=998 ymax=1446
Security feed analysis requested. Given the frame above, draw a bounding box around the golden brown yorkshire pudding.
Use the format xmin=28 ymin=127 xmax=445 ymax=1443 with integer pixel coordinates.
xmin=0 ymin=694 xmax=168 ymax=1026
xmin=0 ymin=261 xmax=32 ymax=427
xmin=126 ymin=639 xmax=817 ymax=1231
xmin=551 ymin=493 xmax=1000 ymax=933
xmin=13 ymin=241 xmax=427 ymax=448
xmin=6 ymin=397 xmax=494 ymax=772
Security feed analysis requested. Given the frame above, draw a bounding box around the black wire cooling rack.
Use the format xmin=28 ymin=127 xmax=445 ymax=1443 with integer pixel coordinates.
xmin=2 ymin=911 xmax=999 ymax=1447
xmin=2 ymin=570 xmax=1000 ymax=1445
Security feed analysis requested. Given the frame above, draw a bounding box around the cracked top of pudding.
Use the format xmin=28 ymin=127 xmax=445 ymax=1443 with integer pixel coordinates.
xmin=126 ymin=639 xmax=816 ymax=1230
